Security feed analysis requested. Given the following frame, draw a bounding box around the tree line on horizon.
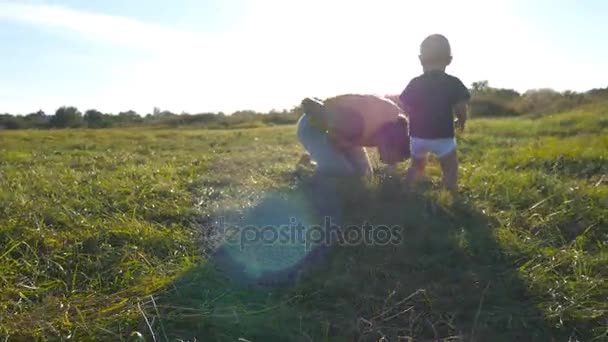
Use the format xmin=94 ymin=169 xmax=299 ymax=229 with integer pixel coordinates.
xmin=0 ymin=107 xmax=302 ymax=130
xmin=1 ymin=82 xmax=607 ymax=130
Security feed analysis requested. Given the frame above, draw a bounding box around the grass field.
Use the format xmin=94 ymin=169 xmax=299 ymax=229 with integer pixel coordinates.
xmin=1 ymin=104 xmax=607 ymax=341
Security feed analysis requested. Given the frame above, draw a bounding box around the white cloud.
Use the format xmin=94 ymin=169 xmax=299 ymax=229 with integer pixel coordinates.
xmin=2 ymin=0 xmax=600 ymax=114
xmin=0 ymin=2 xmax=214 ymax=50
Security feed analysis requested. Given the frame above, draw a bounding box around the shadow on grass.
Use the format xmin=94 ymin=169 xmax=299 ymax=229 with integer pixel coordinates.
xmin=146 ymin=173 xmax=571 ymax=341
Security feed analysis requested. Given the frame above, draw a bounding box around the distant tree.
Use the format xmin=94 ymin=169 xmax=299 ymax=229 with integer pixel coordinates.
xmin=24 ymin=110 xmax=49 ymax=128
xmin=232 ymin=110 xmax=258 ymax=117
xmin=0 ymin=114 xmax=23 ymax=129
xmin=153 ymin=107 xmax=161 ymax=116
xmin=189 ymin=113 xmax=217 ymax=125
xmin=50 ymin=106 xmax=83 ymax=128
xmin=28 ymin=109 xmax=47 ymax=118
xmin=493 ymin=88 xmax=520 ymax=100
xmin=469 ymin=98 xmax=520 ymax=118
xmin=561 ymin=90 xmax=585 ymax=103
xmin=515 ymin=88 xmax=587 ymax=115
xmin=116 ymin=110 xmax=142 ymax=126
xmin=118 ymin=110 xmax=138 ymax=117
xmin=84 ymin=109 xmax=107 ymax=128
xmin=586 ymin=86 xmax=608 ymax=99
xmin=468 ymin=82 xmax=522 ymax=117
xmin=471 ymin=80 xmax=490 ymax=94
xmin=158 ymin=110 xmax=175 ymax=117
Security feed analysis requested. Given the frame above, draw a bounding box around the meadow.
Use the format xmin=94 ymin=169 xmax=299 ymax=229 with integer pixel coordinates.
xmin=0 ymin=103 xmax=606 ymax=341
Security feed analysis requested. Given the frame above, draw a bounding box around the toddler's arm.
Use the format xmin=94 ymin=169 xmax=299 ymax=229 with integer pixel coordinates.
xmin=454 ymin=101 xmax=468 ymax=131
xmin=452 ymin=78 xmax=471 ymax=131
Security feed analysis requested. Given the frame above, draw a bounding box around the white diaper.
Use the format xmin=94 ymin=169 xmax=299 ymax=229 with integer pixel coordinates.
xmin=410 ymin=137 xmax=456 ymax=159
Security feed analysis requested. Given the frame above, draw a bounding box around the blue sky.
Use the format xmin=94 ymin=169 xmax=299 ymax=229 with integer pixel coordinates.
xmin=1 ymin=0 xmax=607 ymax=114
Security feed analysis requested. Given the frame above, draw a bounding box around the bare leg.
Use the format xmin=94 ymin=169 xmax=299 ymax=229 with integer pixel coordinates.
xmin=405 ymin=156 xmax=427 ymax=186
xmin=385 ymin=163 xmax=397 ymax=176
xmin=297 ymin=114 xmax=355 ymax=176
xmin=344 ymin=147 xmax=373 ymax=177
xmin=439 ymin=149 xmax=459 ymax=192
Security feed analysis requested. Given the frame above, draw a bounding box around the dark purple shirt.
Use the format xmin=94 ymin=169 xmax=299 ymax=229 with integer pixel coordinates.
xmin=399 ymin=71 xmax=470 ymax=139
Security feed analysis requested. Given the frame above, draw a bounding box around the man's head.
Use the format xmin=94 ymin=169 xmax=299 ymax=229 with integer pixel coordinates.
xmin=301 ymin=97 xmax=325 ymax=116
xmin=419 ymin=34 xmax=452 ymax=71
xmin=377 ymin=114 xmax=410 ymax=165
xmin=301 ymin=97 xmax=331 ymax=131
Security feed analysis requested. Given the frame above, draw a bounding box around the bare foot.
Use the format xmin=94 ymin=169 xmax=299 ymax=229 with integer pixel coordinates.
xmin=298 ymin=153 xmax=316 ymax=167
